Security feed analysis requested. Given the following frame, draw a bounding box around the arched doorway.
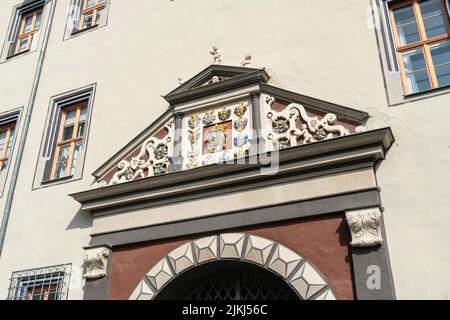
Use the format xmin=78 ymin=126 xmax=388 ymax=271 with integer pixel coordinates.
xmin=129 ymin=233 xmax=335 ymax=300
xmin=155 ymin=260 xmax=299 ymax=300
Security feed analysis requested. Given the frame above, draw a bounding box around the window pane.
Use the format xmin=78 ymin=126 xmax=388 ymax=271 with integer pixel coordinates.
xmin=423 ymin=15 xmax=448 ymax=38
xmin=403 ymin=49 xmax=427 ymax=72
xmin=64 ymin=110 xmax=76 ymax=126
xmin=435 ymin=63 xmax=450 ymax=86
xmin=397 ymin=23 xmax=421 ymax=45
xmin=82 ymin=12 xmax=93 ymax=28
xmin=23 ymin=15 xmax=33 ymax=33
xmin=70 ymin=142 xmax=83 ymax=176
xmin=62 ymin=125 xmax=74 ymax=141
xmin=419 ymin=0 xmax=443 ymax=18
xmin=5 ymin=127 xmax=15 ymax=158
xmin=393 ymin=5 xmax=417 ymax=25
xmin=18 ymin=39 xmax=28 ymax=52
xmin=79 ymin=107 xmax=87 ymax=122
xmin=55 ymin=146 xmax=70 ymax=178
xmin=96 ymin=8 xmax=103 ymax=24
xmin=406 ymin=70 xmax=432 ymax=93
xmin=77 ymin=122 xmax=85 ymax=137
xmin=0 ymin=130 xmax=6 ymax=152
xmin=35 ymin=12 xmax=42 ymax=30
xmin=430 ymin=41 xmax=450 ymax=65
xmin=86 ymin=0 xmax=96 ymax=8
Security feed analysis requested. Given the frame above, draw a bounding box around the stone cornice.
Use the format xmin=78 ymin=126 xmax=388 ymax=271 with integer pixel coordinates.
xmin=259 ymin=83 xmax=369 ymax=124
xmin=71 ymin=127 xmax=394 ymax=215
xmin=165 ymin=69 xmax=270 ymax=105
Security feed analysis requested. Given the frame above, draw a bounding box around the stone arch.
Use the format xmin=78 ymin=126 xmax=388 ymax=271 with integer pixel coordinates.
xmin=129 ymin=233 xmax=336 ymax=300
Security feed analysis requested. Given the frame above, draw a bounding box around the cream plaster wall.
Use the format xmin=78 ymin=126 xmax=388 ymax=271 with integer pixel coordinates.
xmin=0 ymin=0 xmax=448 ymax=299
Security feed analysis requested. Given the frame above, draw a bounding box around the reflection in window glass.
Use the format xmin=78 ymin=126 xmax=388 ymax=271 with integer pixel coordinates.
xmin=406 ymin=70 xmax=432 ymax=92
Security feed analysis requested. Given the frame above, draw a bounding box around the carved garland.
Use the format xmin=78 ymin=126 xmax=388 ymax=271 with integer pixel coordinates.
xmin=100 ymin=120 xmax=174 ymax=187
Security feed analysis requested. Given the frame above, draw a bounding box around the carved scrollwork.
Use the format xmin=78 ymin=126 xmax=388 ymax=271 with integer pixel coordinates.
xmin=345 ymin=208 xmax=383 ymax=247
xmin=100 ymin=120 xmax=174 ymax=186
xmin=83 ymin=247 xmax=110 ymax=279
xmin=262 ymin=94 xmax=354 ymax=151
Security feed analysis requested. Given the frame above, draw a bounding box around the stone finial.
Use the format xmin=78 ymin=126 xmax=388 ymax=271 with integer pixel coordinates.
xmin=345 ymin=207 xmax=383 ymax=247
xmin=209 ymin=44 xmax=222 ymax=64
xmin=83 ymin=247 xmax=110 ymax=279
xmin=242 ymin=54 xmax=252 ymax=67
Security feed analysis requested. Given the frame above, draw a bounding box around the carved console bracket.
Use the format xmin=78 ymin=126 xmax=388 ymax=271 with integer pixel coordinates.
xmin=345 ymin=207 xmax=383 ymax=247
xmin=83 ymin=247 xmax=111 ymax=279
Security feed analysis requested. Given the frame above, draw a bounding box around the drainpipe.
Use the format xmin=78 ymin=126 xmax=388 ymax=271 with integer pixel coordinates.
xmin=0 ymin=0 xmax=57 ymax=257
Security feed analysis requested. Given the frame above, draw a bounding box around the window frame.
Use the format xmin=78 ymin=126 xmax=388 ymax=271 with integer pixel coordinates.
xmin=1 ymin=0 xmax=46 ymax=60
xmin=79 ymin=0 xmax=106 ymax=31
xmin=388 ymin=0 xmax=450 ymax=94
xmin=14 ymin=8 xmax=43 ymax=55
xmin=33 ymin=85 xmax=95 ymax=189
xmin=0 ymin=123 xmax=16 ymax=170
xmin=50 ymin=102 xmax=88 ymax=181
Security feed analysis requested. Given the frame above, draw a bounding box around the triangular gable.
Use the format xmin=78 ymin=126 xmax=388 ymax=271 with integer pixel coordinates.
xmin=164 ymin=65 xmax=270 ymax=105
xmin=93 ymin=65 xmax=370 ymax=188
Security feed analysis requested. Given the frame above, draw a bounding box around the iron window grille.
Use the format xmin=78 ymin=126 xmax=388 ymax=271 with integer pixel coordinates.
xmin=7 ymin=264 xmax=71 ymax=300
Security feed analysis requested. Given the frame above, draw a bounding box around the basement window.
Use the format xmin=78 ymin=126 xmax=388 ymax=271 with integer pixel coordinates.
xmin=7 ymin=264 xmax=71 ymax=300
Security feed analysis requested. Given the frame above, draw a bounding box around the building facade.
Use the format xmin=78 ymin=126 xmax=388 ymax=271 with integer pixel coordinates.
xmin=0 ymin=0 xmax=449 ymax=300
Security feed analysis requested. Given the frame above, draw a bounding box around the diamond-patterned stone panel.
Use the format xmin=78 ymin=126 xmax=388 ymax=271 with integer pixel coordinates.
xmin=146 ymin=258 xmax=173 ymax=291
xmin=289 ymin=263 xmax=327 ymax=299
xmin=129 ymin=280 xmax=155 ymax=300
xmin=167 ymin=242 xmax=195 ymax=274
xmin=219 ymin=233 xmax=246 ymax=259
xmin=268 ymin=244 xmax=302 ymax=279
xmin=193 ymin=236 xmax=218 ymax=263
xmin=243 ymin=235 xmax=275 ymax=265
xmin=312 ymin=288 xmax=336 ymax=300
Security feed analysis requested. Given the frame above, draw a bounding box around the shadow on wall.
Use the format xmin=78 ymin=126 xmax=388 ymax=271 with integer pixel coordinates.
xmin=66 ymin=208 xmax=93 ymax=230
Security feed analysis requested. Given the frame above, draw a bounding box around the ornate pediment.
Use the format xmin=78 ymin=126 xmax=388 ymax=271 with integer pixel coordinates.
xmin=92 ymin=64 xmax=371 ymax=188
xmin=164 ymin=64 xmax=270 ymax=105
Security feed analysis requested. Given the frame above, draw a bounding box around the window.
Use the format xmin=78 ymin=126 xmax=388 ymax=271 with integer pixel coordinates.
xmin=14 ymin=8 xmax=43 ymax=55
xmin=0 ymin=111 xmax=19 ymax=197
xmin=79 ymin=0 xmax=106 ymax=30
xmin=33 ymin=85 xmax=95 ymax=188
xmin=0 ymin=123 xmax=16 ymax=171
xmin=8 ymin=264 xmax=71 ymax=300
xmin=51 ymin=102 xmax=88 ymax=180
xmin=64 ymin=0 xmax=111 ymax=38
xmin=3 ymin=0 xmax=45 ymax=59
xmin=389 ymin=0 xmax=450 ymax=94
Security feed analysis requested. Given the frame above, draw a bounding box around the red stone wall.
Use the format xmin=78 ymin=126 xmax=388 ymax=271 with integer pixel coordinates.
xmin=108 ymin=214 xmax=355 ymax=300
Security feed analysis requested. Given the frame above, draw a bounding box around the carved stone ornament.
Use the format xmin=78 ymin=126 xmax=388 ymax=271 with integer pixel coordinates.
xmin=262 ymin=94 xmax=353 ymax=151
xmin=100 ymin=120 xmax=174 ymax=186
xmin=209 ymin=44 xmax=222 ymax=64
xmin=345 ymin=207 xmax=383 ymax=247
xmin=241 ymin=54 xmax=252 ymax=67
xmin=83 ymin=247 xmax=111 ymax=279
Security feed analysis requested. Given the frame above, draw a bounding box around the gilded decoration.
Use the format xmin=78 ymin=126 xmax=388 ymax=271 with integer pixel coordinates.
xmin=204 ymin=123 xmax=229 ymax=154
xmin=183 ymin=101 xmax=251 ymax=169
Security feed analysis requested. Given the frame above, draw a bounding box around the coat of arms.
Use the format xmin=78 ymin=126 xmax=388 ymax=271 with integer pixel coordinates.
xmin=204 ymin=123 xmax=229 ymax=154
